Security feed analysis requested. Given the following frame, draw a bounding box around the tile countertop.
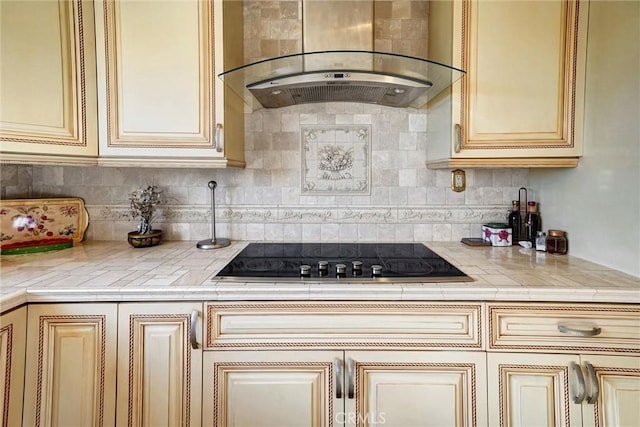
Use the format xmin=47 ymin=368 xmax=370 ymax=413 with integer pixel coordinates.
xmin=1 ymin=240 xmax=639 ymax=313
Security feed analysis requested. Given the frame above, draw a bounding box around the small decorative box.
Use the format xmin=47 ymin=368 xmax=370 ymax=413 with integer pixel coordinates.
xmin=482 ymin=223 xmax=512 ymax=246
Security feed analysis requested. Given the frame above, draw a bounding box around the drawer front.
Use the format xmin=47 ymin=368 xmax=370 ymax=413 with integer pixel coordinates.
xmin=204 ymin=302 xmax=482 ymax=350
xmin=488 ymin=303 xmax=640 ymax=353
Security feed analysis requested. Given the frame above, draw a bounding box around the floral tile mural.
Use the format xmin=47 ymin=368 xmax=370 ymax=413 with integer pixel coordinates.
xmin=301 ymin=125 xmax=371 ymax=195
xmin=0 ymin=198 xmax=89 ymax=254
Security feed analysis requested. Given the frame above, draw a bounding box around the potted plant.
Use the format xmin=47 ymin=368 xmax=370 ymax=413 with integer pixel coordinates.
xmin=127 ymin=185 xmax=164 ymax=248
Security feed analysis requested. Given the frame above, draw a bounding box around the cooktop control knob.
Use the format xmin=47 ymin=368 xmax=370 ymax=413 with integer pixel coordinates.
xmin=318 ymin=260 xmax=329 ymax=275
xmin=352 ymin=260 xmax=363 ymax=275
xmin=335 ymin=263 xmax=347 ymax=276
xmin=371 ymin=264 xmax=383 ymax=277
xmin=300 ymin=264 xmax=311 ymax=277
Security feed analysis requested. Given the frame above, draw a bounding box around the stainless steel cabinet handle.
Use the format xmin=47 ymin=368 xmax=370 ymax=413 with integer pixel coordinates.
xmin=190 ymin=310 xmax=199 ymax=350
xmin=334 ymin=358 xmax=343 ymax=399
xmin=558 ymin=324 xmax=602 ymax=337
xmin=346 ymin=358 xmax=355 ymax=399
xmin=215 ymin=123 xmax=223 ymax=152
xmin=454 ymin=124 xmax=462 ymax=153
xmin=570 ymin=362 xmax=586 ymax=404
xmin=584 ymin=362 xmax=600 ymax=404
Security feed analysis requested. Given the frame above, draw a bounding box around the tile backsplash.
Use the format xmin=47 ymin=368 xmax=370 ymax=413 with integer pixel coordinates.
xmin=1 ymin=107 xmax=529 ymax=243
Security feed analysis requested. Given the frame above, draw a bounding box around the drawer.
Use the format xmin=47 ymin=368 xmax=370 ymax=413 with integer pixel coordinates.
xmin=204 ymin=301 xmax=482 ymax=350
xmin=488 ymin=303 xmax=640 ymax=354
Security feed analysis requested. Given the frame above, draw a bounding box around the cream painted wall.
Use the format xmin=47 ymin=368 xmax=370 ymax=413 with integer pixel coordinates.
xmin=530 ymin=0 xmax=640 ymax=277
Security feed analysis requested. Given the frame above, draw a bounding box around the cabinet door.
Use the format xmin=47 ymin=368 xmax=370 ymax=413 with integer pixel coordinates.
xmin=94 ymin=0 xmax=244 ymax=167
xmin=581 ymin=355 xmax=640 ymax=427
xmin=23 ymin=303 xmax=118 ymax=427
xmin=117 ymin=302 xmax=202 ymax=427
xmin=204 ymin=350 xmax=341 ymax=427
xmin=487 ymin=353 xmax=583 ymax=427
xmin=0 ymin=0 xmax=98 ymax=164
xmin=0 ymin=307 xmax=27 ymax=427
xmin=348 ymin=351 xmax=487 ymax=427
xmin=427 ymin=0 xmax=589 ymax=168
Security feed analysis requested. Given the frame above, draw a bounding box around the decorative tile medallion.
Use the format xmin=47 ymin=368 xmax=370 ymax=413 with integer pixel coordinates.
xmin=301 ymin=125 xmax=371 ymax=195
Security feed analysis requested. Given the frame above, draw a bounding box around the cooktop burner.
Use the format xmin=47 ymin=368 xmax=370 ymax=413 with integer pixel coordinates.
xmin=215 ymin=243 xmax=471 ymax=283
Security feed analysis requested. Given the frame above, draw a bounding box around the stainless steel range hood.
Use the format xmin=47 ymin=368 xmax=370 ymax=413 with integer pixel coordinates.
xmin=219 ymin=1 xmax=465 ymax=111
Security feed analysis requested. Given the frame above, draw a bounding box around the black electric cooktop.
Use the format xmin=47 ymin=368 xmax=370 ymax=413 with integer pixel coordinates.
xmin=215 ymin=243 xmax=471 ymax=283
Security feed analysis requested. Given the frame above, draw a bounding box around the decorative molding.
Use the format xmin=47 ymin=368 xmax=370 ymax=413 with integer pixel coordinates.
xmin=88 ymin=204 xmax=508 ymax=226
xmin=1 ymin=324 xmax=13 ymax=427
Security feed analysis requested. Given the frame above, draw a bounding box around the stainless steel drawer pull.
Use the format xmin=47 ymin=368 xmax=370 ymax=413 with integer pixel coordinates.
xmin=190 ymin=310 xmax=199 ymax=349
xmin=570 ymin=362 xmax=586 ymax=404
xmin=346 ymin=358 xmax=355 ymax=399
xmin=584 ymin=362 xmax=600 ymax=404
xmin=558 ymin=324 xmax=602 ymax=337
xmin=334 ymin=358 xmax=343 ymax=399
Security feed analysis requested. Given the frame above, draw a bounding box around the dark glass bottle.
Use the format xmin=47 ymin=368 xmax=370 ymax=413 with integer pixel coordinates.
xmin=524 ymin=201 xmax=541 ymax=244
xmin=507 ymin=200 xmax=521 ymax=244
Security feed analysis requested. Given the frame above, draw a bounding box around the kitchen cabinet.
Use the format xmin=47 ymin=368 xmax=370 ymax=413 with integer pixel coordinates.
xmin=0 ymin=307 xmax=27 ymax=427
xmin=116 ymin=302 xmax=203 ymax=427
xmin=22 ymin=303 xmax=118 ymax=427
xmin=94 ymin=0 xmax=245 ymax=168
xmin=203 ymin=301 xmax=486 ymax=426
xmin=206 ymin=350 xmax=486 ymax=427
xmin=426 ymin=0 xmax=589 ymax=168
xmin=487 ymin=303 xmax=640 ymax=427
xmin=0 ymin=0 xmax=99 ymax=165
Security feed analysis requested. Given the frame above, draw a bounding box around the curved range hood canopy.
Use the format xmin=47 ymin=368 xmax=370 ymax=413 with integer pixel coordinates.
xmin=219 ymin=50 xmax=465 ymax=111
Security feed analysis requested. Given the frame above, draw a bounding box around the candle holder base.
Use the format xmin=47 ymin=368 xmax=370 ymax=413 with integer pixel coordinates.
xmin=197 ymin=237 xmax=231 ymax=250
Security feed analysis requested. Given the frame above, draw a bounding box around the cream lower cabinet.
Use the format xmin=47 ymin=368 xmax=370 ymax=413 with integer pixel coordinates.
xmin=426 ymin=0 xmax=589 ymax=168
xmin=22 ymin=303 xmax=118 ymax=427
xmin=205 ymin=350 xmax=487 ymax=427
xmin=203 ymin=301 xmax=486 ymax=427
xmin=0 ymin=0 xmax=99 ymax=165
xmin=116 ymin=302 xmax=202 ymax=427
xmin=487 ymin=303 xmax=640 ymax=427
xmin=0 ymin=307 xmax=27 ymax=427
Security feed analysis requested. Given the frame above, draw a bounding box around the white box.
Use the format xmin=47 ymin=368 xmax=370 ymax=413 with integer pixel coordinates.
xmin=482 ymin=223 xmax=512 ymax=246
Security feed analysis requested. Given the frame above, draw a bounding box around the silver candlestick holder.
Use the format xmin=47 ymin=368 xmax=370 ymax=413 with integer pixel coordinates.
xmin=197 ymin=180 xmax=230 ymax=249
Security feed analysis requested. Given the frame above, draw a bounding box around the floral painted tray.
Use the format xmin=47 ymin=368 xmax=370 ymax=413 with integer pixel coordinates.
xmin=0 ymin=198 xmax=89 ymax=255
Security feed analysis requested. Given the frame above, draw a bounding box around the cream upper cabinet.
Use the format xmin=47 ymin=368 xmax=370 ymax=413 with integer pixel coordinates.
xmin=427 ymin=0 xmax=589 ymax=168
xmin=94 ymin=0 xmax=245 ymax=168
xmin=0 ymin=307 xmax=27 ymax=427
xmin=0 ymin=0 xmax=99 ymax=165
xmin=22 ymin=303 xmax=118 ymax=427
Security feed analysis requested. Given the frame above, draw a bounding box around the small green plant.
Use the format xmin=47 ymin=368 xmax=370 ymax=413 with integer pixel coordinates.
xmin=129 ymin=185 xmax=163 ymax=235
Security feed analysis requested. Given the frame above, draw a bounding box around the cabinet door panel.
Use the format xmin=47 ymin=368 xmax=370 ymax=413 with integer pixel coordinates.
xmin=488 ymin=353 xmax=582 ymax=427
xmin=0 ymin=308 xmax=26 ymax=427
xmin=0 ymin=0 xmax=98 ymax=160
xmin=23 ymin=304 xmax=117 ymax=427
xmin=96 ymin=0 xmax=219 ymax=156
xmin=349 ymin=351 xmax=487 ymax=427
xmin=117 ymin=303 xmax=202 ymax=427
xmin=204 ymin=350 xmax=341 ymax=427
xmin=581 ymin=355 xmax=640 ymax=427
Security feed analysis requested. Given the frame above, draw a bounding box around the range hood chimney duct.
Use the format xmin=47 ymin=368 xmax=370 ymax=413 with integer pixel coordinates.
xmin=219 ymin=0 xmax=464 ymax=110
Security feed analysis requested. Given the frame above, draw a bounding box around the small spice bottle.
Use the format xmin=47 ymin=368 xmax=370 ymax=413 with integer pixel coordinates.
xmin=546 ymin=230 xmax=568 ymax=254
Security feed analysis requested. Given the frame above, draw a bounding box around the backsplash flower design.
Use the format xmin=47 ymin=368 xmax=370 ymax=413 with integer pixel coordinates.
xmin=302 ymin=125 xmax=371 ymax=195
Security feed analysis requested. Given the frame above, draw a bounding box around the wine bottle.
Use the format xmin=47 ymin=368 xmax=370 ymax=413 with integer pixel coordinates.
xmin=524 ymin=201 xmax=541 ymax=244
xmin=507 ymin=200 xmax=521 ymax=244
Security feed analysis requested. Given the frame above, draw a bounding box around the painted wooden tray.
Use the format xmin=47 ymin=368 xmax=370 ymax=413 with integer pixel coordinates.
xmin=0 ymin=198 xmax=89 ymax=254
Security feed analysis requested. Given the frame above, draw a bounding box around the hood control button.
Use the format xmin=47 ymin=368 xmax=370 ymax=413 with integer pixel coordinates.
xmin=336 ymin=263 xmax=346 ymax=277
xmin=300 ymin=264 xmax=311 ymax=277
xmin=352 ymin=260 xmax=363 ymax=275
